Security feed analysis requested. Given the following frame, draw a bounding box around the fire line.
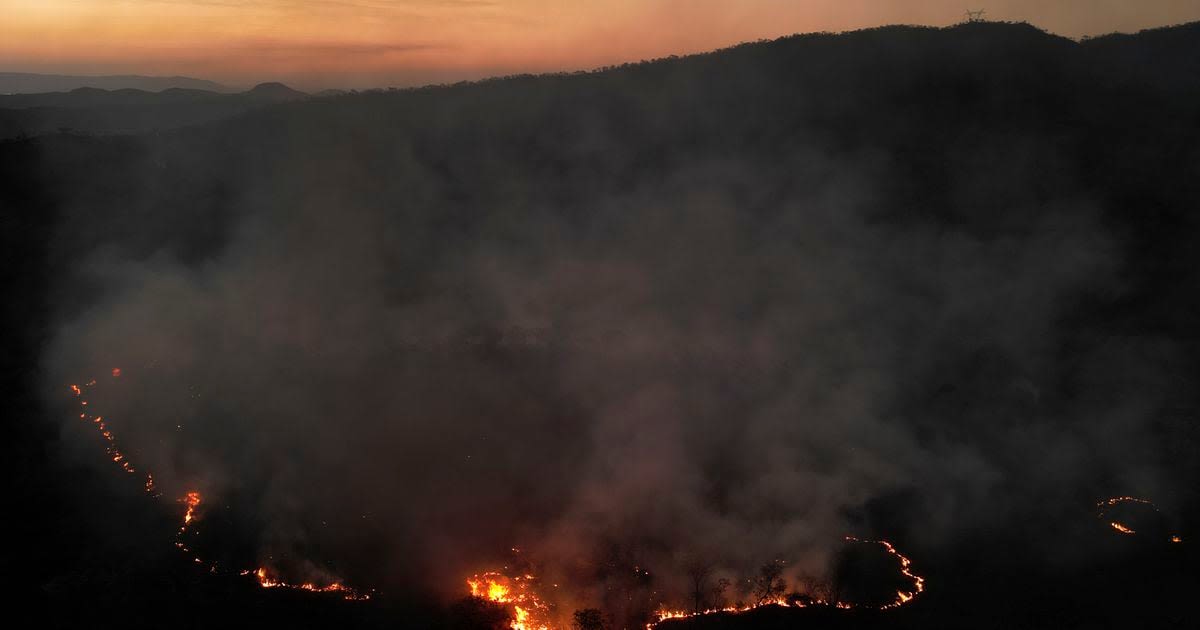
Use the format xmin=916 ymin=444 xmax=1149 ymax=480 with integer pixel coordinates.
xmin=68 ymin=370 xmax=372 ymax=601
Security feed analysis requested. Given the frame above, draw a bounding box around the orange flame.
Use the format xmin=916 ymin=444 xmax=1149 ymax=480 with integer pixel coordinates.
xmin=182 ymin=491 xmax=201 ymax=526
xmin=467 ymin=572 xmax=551 ymax=630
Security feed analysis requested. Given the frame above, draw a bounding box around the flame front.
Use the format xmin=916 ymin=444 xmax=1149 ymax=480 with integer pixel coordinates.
xmin=69 ymin=375 xmax=151 ymax=486
xmin=648 ymin=537 xmax=926 ymax=629
xmin=859 ymin=537 xmax=926 ymax=609
xmin=68 ymin=368 xmax=371 ymax=602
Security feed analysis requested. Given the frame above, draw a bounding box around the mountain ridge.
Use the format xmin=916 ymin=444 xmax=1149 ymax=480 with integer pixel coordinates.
xmin=0 ymin=71 xmax=232 ymax=95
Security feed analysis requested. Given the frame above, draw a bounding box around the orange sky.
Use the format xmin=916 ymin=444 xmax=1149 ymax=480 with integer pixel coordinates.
xmin=3 ymin=1 xmax=1199 ymax=89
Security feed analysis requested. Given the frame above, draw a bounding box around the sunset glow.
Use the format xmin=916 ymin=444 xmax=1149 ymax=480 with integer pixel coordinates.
xmin=4 ymin=1 xmax=1199 ymax=89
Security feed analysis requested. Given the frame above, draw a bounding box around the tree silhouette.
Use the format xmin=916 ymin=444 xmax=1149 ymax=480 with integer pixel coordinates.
xmin=447 ymin=596 xmax=512 ymax=630
xmin=685 ymin=561 xmax=712 ymax=613
xmin=710 ymin=577 xmax=731 ymax=610
xmin=752 ymin=561 xmax=787 ymax=604
xmin=572 ymin=608 xmax=605 ymax=630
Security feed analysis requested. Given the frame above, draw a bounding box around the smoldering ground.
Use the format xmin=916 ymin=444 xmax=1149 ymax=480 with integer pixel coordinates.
xmin=27 ymin=22 xmax=1200 ymax=625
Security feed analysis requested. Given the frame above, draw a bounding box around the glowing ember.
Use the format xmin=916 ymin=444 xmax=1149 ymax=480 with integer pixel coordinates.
xmin=467 ymin=571 xmax=552 ymax=630
xmin=1095 ymin=496 xmax=1184 ymax=543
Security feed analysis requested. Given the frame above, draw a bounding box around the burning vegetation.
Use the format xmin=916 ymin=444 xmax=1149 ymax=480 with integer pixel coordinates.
xmin=467 ymin=571 xmax=554 ymax=630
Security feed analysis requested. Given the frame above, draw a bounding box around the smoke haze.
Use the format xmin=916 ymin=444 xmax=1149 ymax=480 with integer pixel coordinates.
xmin=18 ymin=21 xmax=1200 ymax=625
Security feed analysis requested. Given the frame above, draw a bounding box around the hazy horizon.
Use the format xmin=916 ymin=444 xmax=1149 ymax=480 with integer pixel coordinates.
xmin=4 ymin=0 xmax=1200 ymax=91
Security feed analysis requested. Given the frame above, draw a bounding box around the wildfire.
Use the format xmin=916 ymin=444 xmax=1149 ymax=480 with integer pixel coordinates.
xmin=467 ymin=572 xmax=552 ymax=630
xmin=67 ymin=368 xmax=371 ymax=603
xmin=648 ymin=537 xmax=925 ymax=629
xmin=1095 ymin=496 xmax=1184 ymax=543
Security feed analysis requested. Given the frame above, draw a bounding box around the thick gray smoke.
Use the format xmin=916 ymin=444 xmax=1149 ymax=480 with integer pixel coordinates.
xmin=39 ymin=27 xmax=1187 ymax=622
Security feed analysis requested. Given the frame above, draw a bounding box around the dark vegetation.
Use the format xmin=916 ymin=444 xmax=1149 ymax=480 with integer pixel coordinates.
xmin=5 ymin=20 xmax=1200 ymax=628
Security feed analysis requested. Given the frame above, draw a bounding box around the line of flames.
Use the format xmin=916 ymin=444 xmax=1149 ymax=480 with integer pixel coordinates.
xmin=71 ymin=380 xmax=151 ymax=487
xmin=648 ymin=536 xmax=925 ymax=628
xmin=239 ymin=567 xmax=371 ymax=601
xmin=1095 ymin=496 xmax=1183 ymax=543
xmin=69 ymin=371 xmax=371 ymax=601
xmin=467 ymin=536 xmax=925 ymax=630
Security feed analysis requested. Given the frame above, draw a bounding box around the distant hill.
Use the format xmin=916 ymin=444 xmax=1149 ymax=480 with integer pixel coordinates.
xmin=0 ymin=72 xmax=231 ymax=95
xmin=242 ymin=82 xmax=308 ymax=103
xmin=0 ymin=82 xmax=308 ymax=137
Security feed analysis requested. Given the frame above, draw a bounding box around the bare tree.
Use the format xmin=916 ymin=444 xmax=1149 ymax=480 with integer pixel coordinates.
xmin=794 ymin=573 xmax=833 ymax=605
xmin=710 ymin=577 xmax=731 ymax=610
xmin=752 ymin=561 xmax=787 ymax=604
xmin=685 ymin=562 xmax=713 ymax=613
